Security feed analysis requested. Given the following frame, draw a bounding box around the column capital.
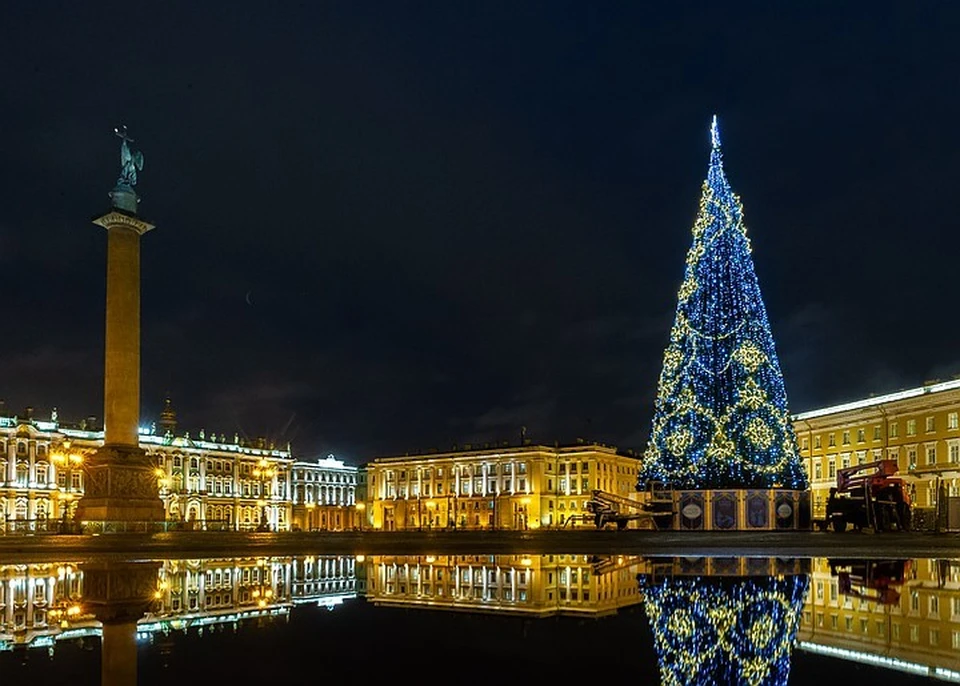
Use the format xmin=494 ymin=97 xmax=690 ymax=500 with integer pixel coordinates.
xmin=93 ymin=209 xmax=155 ymax=236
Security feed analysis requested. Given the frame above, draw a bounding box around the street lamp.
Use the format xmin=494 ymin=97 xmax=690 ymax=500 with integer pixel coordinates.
xmin=355 ymin=502 xmax=365 ymax=531
xmin=252 ymin=458 xmax=277 ymax=532
xmin=51 ymin=441 xmax=83 ymax=533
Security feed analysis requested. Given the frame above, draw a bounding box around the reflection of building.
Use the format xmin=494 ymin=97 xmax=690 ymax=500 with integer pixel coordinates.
xmin=363 ymin=554 xmax=642 ymax=617
xmin=290 ymin=456 xmax=359 ymax=531
xmin=798 ymin=557 xmax=960 ymax=678
xmin=364 ymin=443 xmax=642 ymax=530
xmin=793 ymin=380 xmax=960 ymax=519
xmin=0 ymin=406 xmax=294 ymax=530
xmin=0 ymin=555 xmax=359 ymax=651
xmin=638 ymin=561 xmax=809 ymax=686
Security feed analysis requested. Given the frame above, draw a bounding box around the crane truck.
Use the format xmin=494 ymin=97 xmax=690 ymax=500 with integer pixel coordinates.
xmin=816 ymin=459 xmax=911 ymax=533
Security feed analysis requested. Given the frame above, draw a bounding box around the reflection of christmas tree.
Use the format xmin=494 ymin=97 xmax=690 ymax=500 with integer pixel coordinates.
xmin=638 ymin=117 xmax=807 ymax=490
xmin=638 ymin=573 xmax=808 ymax=686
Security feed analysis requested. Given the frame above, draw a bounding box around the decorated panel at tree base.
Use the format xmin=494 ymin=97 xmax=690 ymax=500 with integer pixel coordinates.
xmin=668 ymin=489 xmax=807 ymax=531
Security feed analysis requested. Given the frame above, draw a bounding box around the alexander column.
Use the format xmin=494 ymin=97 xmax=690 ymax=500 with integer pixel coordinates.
xmin=76 ymin=127 xmax=165 ymax=525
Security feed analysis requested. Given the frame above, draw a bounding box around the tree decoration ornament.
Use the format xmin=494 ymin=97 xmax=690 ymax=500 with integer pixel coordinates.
xmin=638 ymin=573 xmax=809 ymax=686
xmin=638 ymin=116 xmax=808 ymax=490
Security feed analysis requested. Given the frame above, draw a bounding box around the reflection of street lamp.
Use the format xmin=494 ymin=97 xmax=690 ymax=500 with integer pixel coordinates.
xmin=355 ymin=502 xmax=365 ymax=531
xmin=51 ymin=441 xmax=83 ymax=533
xmin=252 ymin=458 xmax=277 ymax=532
xmin=252 ymin=558 xmax=274 ymax=609
xmin=50 ymin=564 xmax=83 ymax=629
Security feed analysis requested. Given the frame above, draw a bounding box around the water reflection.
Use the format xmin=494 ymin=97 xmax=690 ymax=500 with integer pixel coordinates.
xmin=1 ymin=553 xmax=959 ymax=683
xmin=637 ymin=560 xmax=809 ymax=685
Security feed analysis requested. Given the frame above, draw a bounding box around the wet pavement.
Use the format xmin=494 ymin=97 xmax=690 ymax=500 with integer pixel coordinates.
xmin=0 ymin=529 xmax=958 ymax=562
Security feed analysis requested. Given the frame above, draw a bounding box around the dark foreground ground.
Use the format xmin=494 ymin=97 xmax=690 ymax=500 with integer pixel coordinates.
xmin=0 ymin=529 xmax=958 ymax=562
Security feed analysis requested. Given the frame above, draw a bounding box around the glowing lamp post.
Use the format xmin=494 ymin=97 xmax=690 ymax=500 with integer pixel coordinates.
xmin=52 ymin=441 xmax=84 ymax=533
xmin=355 ymin=502 xmax=365 ymax=531
xmin=305 ymin=501 xmax=316 ymax=531
xmin=252 ymin=458 xmax=277 ymax=532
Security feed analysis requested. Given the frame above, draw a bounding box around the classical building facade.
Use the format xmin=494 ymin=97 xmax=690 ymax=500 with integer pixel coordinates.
xmin=363 ymin=553 xmax=642 ymax=617
xmin=0 ymin=555 xmax=358 ymax=651
xmin=290 ymin=456 xmax=359 ymax=531
xmin=0 ymin=408 xmax=295 ymax=531
xmin=793 ymin=379 xmax=960 ymax=519
xmin=363 ymin=442 xmax=642 ymax=530
xmin=797 ymin=557 xmax=960 ymax=677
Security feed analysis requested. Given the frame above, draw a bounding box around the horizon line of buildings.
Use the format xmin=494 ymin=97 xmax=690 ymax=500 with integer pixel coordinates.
xmin=2 ymin=376 xmax=960 ymax=530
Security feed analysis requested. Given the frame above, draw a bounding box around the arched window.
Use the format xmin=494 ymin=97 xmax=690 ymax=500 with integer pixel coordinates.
xmin=36 ymin=501 xmax=47 ymax=519
xmin=37 ymin=444 xmax=47 ymax=457
xmin=15 ymin=463 xmax=28 ymax=486
xmin=190 ymin=457 xmax=199 ymax=471
xmin=17 ymin=442 xmax=27 ymax=455
xmin=35 ymin=462 xmax=48 ymax=486
xmin=15 ymin=499 xmax=27 ymax=520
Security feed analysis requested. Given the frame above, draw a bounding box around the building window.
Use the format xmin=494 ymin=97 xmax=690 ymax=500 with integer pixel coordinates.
xmin=907 ymin=419 xmax=916 ymax=436
xmin=842 ymin=431 xmax=850 ymax=445
xmin=949 ymin=413 xmax=959 ymax=431
xmin=950 ymin=444 xmax=960 ymax=464
xmin=828 ymin=434 xmax=836 ymax=447
xmin=814 ymin=436 xmax=822 ymax=449
xmin=814 ymin=462 xmax=822 ymax=480
xmin=828 ymin=460 xmax=836 ymax=479
xmin=802 ymin=438 xmax=809 ymax=450
xmin=927 ymin=446 xmax=937 ymax=465
xmin=855 ymin=429 xmax=864 ymax=443
xmin=841 ymin=454 xmax=851 ymax=469
xmin=889 ymin=422 xmax=899 ymax=438
xmin=873 ymin=426 xmax=882 ymax=441
xmin=926 ymin=417 xmax=936 ymax=433
xmin=908 ymin=449 xmax=917 ymax=469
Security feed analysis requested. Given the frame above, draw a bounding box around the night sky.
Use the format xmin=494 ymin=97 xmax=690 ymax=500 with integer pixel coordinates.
xmin=1 ymin=3 xmax=958 ymax=463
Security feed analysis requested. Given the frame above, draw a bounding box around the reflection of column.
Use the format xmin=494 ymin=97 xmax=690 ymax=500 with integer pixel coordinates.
xmin=81 ymin=561 xmax=161 ymax=686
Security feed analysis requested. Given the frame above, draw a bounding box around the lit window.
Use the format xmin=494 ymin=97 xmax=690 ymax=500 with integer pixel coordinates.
xmin=907 ymin=419 xmax=916 ymax=436
xmin=828 ymin=434 xmax=836 ymax=447
xmin=814 ymin=436 xmax=822 ymax=449
xmin=927 ymin=446 xmax=937 ymax=465
xmin=842 ymin=431 xmax=850 ymax=445
xmin=873 ymin=426 xmax=881 ymax=441
xmin=889 ymin=422 xmax=899 ymax=438
xmin=949 ymin=413 xmax=959 ymax=431
xmin=926 ymin=416 xmax=936 ymax=433
xmin=857 ymin=429 xmax=865 ymax=443
xmin=950 ymin=444 xmax=960 ymax=464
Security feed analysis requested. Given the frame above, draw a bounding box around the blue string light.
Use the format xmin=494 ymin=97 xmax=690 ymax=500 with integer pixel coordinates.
xmin=638 ymin=116 xmax=808 ymax=490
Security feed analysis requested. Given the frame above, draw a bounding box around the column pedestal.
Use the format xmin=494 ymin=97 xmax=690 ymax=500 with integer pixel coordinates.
xmin=77 ymin=445 xmax=165 ymax=524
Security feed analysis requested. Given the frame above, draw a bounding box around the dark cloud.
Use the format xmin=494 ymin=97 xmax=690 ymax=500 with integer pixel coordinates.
xmin=1 ymin=2 xmax=958 ymax=462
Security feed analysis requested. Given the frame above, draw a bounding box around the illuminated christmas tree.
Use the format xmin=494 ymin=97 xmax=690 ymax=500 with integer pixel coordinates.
xmin=638 ymin=117 xmax=807 ymax=490
xmin=638 ymin=573 xmax=808 ymax=686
